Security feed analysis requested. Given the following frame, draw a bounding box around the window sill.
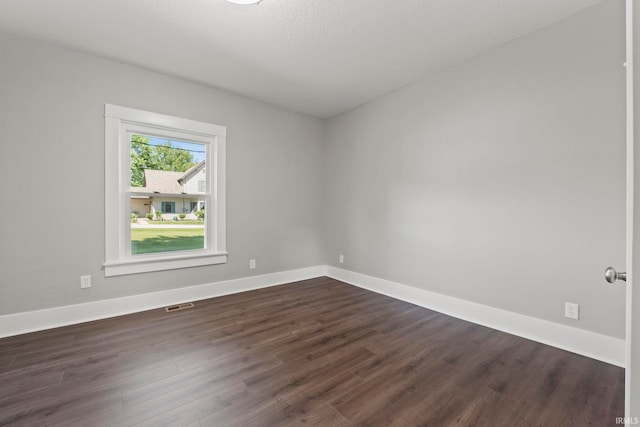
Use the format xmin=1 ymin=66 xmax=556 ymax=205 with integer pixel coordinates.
xmin=104 ymin=252 xmax=227 ymax=277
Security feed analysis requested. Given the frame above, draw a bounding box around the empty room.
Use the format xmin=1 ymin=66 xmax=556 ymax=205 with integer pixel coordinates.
xmin=2 ymin=0 xmax=640 ymax=425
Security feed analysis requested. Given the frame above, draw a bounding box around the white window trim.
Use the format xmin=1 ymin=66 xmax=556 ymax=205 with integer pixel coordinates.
xmin=104 ymin=104 xmax=227 ymax=277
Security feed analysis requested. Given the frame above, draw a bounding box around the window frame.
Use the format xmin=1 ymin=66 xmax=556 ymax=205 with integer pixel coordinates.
xmin=104 ymin=104 xmax=227 ymax=277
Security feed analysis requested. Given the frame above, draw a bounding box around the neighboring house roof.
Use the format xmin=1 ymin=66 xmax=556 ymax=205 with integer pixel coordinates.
xmin=178 ymin=161 xmax=206 ymax=185
xmin=131 ymin=161 xmax=206 ymax=194
xmin=129 ymin=186 xmax=151 ymax=194
xmin=131 ymin=170 xmax=185 ymax=194
xmin=144 ymin=169 xmax=185 ymax=193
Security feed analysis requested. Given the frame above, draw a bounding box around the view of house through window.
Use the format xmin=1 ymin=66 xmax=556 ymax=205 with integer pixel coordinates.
xmin=129 ymin=134 xmax=207 ymax=255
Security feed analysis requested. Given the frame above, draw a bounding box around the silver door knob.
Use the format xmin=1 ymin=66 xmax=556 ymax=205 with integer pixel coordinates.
xmin=605 ymin=267 xmax=626 ymax=283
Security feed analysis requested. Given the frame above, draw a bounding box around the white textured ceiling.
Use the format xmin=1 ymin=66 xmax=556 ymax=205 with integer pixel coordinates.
xmin=0 ymin=0 xmax=604 ymax=118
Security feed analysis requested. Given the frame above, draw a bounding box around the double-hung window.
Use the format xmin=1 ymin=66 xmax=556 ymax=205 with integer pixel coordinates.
xmin=104 ymin=104 xmax=226 ymax=277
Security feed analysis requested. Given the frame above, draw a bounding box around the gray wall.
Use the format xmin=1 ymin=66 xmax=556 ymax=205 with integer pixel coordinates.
xmin=0 ymin=32 xmax=325 ymax=315
xmin=0 ymin=0 xmax=628 ymax=340
xmin=323 ymin=0 xmax=627 ymax=338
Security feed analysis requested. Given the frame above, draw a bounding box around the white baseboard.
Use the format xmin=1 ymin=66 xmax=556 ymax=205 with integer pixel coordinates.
xmin=1 ymin=264 xmax=625 ymax=367
xmin=326 ymin=266 xmax=625 ymax=368
xmin=0 ymin=265 xmax=326 ymax=339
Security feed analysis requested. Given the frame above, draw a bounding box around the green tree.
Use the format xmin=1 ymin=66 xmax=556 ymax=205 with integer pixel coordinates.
xmin=130 ymin=136 xmax=196 ymax=187
xmin=130 ymin=135 xmax=153 ymax=187
xmin=151 ymin=142 xmax=196 ymax=173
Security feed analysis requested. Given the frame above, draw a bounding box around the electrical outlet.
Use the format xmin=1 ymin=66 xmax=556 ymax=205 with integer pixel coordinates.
xmin=565 ymin=302 xmax=579 ymax=320
xmin=80 ymin=275 xmax=91 ymax=289
xmin=249 ymin=259 xmax=256 ymax=269
xmin=339 ymin=254 xmax=344 ymax=264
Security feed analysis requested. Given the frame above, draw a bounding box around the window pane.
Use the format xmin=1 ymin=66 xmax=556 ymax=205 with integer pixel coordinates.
xmin=129 ymin=195 xmax=205 ymax=255
xmin=129 ymin=134 xmax=207 ymax=255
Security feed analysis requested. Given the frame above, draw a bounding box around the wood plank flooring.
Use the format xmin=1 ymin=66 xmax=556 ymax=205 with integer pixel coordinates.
xmin=0 ymin=277 xmax=624 ymax=426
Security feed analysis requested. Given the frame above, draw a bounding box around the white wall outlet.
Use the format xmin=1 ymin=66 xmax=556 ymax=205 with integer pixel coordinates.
xmin=339 ymin=254 xmax=344 ymax=264
xmin=565 ymin=302 xmax=579 ymax=320
xmin=80 ymin=275 xmax=91 ymax=289
xmin=249 ymin=259 xmax=256 ymax=269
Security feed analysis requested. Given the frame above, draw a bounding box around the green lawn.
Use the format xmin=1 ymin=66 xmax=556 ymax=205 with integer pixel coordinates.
xmin=131 ymin=228 xmax=204 ymax=254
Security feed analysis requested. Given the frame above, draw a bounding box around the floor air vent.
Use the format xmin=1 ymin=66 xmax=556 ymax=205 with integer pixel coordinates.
xmin=165 ymin=302 xmax=195 ymax=312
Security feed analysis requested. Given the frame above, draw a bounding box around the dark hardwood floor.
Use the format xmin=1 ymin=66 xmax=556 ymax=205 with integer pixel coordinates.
xmin=0 ymin=277 xmax=624 ymax=426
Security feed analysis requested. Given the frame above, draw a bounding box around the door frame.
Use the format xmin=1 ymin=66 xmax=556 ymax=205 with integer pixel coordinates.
xmin=627 ymin=0 xmax=636 ymax=421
